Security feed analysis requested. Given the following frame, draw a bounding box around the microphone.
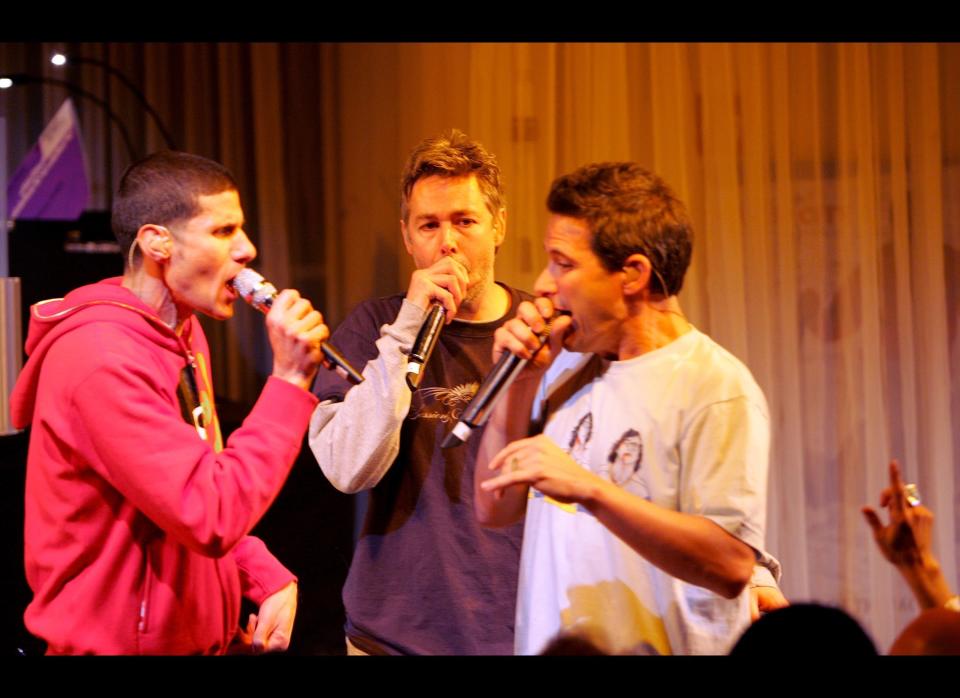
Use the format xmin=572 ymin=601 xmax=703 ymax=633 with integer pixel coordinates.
xmin=406 ymin=302 xmax=446 ymax=390
xmin=440 ymin=314 xmax=559 ymax=449
xmin=230 ymin=268 xmax=364 ymax=385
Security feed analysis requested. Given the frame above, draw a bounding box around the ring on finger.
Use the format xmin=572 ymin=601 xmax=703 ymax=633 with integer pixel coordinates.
xmin=903 ymin=483 xmax=921 ymax=507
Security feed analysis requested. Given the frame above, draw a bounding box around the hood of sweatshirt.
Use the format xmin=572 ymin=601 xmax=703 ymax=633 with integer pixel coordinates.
xmin=11 ymin=277 xmax=192 ymax=429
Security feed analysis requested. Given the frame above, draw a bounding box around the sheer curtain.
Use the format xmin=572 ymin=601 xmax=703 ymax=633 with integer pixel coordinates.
xmin=3 ymin=41 xmax=956 ymax=651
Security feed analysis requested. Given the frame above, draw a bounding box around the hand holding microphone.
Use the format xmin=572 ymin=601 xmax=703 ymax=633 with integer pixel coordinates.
xmin=491 ymin=297 xmax=569 ymax=371
xmin=441 ymin=298 xmax=570 ymax=448
xmin=404 ymin=257 xmax=469 ymax=390
xmin=231 ymin=268 xmax=364 ymax=387
xmin=407 ymin=302 xmax=446 ymax=390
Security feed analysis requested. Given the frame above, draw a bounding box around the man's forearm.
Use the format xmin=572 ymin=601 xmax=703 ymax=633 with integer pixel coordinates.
xmin=585 ymin=480 xmax=755 ymax=599
xmin=233 ymin=536 xmax=296 ymax=606
xmin=308 ymin=301 xmax=423 ymax=493
xmin=474 ymin=371 xmax=543 ymax=527
xmin=898 ymin=553 xmax=955 ymax=609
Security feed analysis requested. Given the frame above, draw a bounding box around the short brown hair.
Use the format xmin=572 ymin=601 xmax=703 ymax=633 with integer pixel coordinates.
xmin=112 ymin=150 xmax=238 ymax=268
xmin=400 ymin=129 xmax=504 ymax=223
xmin=547 ymin=163 xmax=693 ymax=296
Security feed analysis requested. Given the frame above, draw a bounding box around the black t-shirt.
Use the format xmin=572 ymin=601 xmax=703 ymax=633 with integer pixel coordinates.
xmin=313 ymin=284 xmax=529 ymax=655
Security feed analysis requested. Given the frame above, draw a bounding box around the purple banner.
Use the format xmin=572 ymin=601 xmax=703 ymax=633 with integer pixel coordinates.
xmin=7 ymin=99 xmax=90 ymax=221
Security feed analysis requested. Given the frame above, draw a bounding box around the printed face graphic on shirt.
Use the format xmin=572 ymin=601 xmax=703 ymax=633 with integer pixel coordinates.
xmin=600 ymin=428 xmax=649 ymax=498
xmin=567 ymin=412 xmax=594 ymax=466
xmin=607 ymin=431 xmax=642 ymax=484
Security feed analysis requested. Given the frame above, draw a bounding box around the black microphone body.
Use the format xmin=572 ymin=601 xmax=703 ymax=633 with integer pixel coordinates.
xmin=230 ymin=268 xmax=364 ymax=385
xmin=406 ymin=302 xmax=446 ymax=390
xmin=440 ymin=317 xmax=555 ymax=448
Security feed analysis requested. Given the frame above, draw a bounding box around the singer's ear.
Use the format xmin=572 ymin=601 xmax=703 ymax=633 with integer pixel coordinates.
xmin=493 ymin=208 xmax=507 ymax=251
xmin=622 ymin=254 xmax=652 ymax=296
xmin=137 ymin=224 xmax=173 ymax=263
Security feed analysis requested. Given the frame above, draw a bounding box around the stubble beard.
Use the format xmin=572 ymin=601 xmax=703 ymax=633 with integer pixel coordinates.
xmin=459 ymin=262 xmax=496 ymax=317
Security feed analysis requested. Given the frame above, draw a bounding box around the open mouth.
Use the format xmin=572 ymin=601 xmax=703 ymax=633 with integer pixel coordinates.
xmin=225 ymin=277 xmax=239 ymax=301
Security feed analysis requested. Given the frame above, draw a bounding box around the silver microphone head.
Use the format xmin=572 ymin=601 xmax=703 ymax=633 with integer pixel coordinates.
xmin=230 ymin=268 xmax=277 ymax=313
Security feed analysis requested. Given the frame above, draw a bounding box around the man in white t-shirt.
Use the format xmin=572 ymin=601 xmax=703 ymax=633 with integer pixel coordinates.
xmin=475 ymin=162 xmax=772 ymax=655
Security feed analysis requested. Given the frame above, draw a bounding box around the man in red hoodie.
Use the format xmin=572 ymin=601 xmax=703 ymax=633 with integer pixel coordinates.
xmin=10 ymin=151 xmax=327 ymax=655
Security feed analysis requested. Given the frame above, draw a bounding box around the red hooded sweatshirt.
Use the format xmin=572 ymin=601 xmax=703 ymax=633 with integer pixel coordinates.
xmin=10 ymin=278 xmax=317 ymax=654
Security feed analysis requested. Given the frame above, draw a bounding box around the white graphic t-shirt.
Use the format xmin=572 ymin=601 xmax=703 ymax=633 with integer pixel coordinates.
xmin=516 ymin=329 xmax=770 ymax=655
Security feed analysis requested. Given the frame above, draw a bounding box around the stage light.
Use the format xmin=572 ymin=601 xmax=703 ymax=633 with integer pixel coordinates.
xmin=48 ymin=52 xmax=176 ymax=149
xmin=1 ymin=74 xmax=138 ymax=162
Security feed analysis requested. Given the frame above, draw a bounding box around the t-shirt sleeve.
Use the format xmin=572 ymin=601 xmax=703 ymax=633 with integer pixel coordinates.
xmin=307 ymin=298 xmax=424 ymax=493
xmin=678 ymin=396 xmax=770 ymax=553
